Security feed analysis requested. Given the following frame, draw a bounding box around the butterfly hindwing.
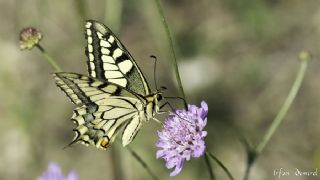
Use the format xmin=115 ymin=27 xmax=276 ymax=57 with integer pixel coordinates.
xmin=122 ymin=115 xmax=143 ymax=146
xmin=85 ymin=20 xmax=150 ymax=96
xmin=53 ymin=72 xmax=147 ymax=148
xmin=72 ymin=106 xmax=140 ymax=148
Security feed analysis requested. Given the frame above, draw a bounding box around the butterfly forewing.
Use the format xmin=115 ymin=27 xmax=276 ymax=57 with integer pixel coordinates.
xmin=85 ymin=20 xmax=151 ymax=96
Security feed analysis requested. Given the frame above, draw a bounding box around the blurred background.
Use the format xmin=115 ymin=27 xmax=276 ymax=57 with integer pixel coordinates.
xmin=1 ymin=0 xmax=320 ymax=179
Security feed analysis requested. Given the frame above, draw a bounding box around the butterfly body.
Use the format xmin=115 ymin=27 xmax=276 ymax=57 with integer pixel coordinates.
xmin=53 ymin=20 xmax=162 ymax=149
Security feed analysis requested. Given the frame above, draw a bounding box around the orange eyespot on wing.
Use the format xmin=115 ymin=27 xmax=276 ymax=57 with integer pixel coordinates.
xmin=100 ymin=137 xmax=110 ymax=148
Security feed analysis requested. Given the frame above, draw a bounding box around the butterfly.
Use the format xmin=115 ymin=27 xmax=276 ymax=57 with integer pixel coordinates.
xmin=53 ymin=20 xmax=163 ymax=149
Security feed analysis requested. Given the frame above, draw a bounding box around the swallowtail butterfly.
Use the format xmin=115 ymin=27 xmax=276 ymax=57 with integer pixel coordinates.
xmin=53 ymin=20 xmax=163 ymax=149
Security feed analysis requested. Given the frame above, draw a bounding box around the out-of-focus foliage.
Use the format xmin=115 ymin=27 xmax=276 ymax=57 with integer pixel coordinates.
xmin=0 ymin=0 xmax=320 ymax=180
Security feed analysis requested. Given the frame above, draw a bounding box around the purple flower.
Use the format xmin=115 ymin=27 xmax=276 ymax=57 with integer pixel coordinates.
xmin=156 ymin=101 xmax=208 ymax=176
xmin=37 ymin=162 xmax=78 ymax=180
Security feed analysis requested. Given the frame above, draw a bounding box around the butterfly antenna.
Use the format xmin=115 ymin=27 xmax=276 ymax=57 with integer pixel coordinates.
xmin=150 ymin=55 xmax=159 ymax=91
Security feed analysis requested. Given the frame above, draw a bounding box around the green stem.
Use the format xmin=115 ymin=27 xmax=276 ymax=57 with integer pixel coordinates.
xmin=243 ymin=52 xmax=310 ymax=180
xmin=110 ymin=147 xmax=124 ymax=180
xmin=255 ymin=55 xmax=309 ymax=154
xmin=242 ymin=150 xmax=255 ymax=180
xmin=207 ymin=152 xmax=234 ymax=180
xmin=127 ymin=146 xmax=159 ymax=180
xmin=153 ymin=0 xmax=187 ymax=109
xmin=204 ymin=153 xmax=215 ymax=180
xmin=36 ymin=44 xmax=62 ymax=72
xmin=74 ymin=0 xmax=87 ymax=27
xmin=243 ymin=166 xmax=251 ymax=180
xmin=105 ymin=0 xmax=123 ymax=34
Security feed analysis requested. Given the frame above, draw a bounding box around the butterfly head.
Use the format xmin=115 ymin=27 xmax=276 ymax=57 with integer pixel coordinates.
xmin=153 ymin=86 xmax=167 ymax=113
xmin=154 ymin=93 xmax=163 ymax=108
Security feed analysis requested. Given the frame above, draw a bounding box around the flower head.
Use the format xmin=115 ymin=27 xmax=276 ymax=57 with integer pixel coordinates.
xmin=37 ymin=162 xmax=78 ymax=180
xmin=19 ymin=27 xmax=42 ymax=50
xmin=156 ymin=101 xmax=208 ymax=176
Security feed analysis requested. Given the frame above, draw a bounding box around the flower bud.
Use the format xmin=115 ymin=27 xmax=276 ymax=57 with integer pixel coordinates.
xmin=298 ymin=51 xmax=312 ymax=61
xmin=19 ymin=27 xmax=42 ymax=50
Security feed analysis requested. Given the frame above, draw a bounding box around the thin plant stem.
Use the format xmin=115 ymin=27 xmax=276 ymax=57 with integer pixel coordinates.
xmin=74 ymin=0 xmax=87 ymax=27
xmin=243 ymin=52 xmax=310 ymax=180
xmin=127 ymin=146 xmax=159 ymax=180
xmin=35 ymin=44 xmax=62 ymax=72
xmin=204 ymin=153 xmax=215 ymax=180
xmin=207 ymin=152 xmax=235 ymax=180
xmin=255 ymin=59 xmax=308 ymax=154
xmin=243 ymin=164 xmax=252 ymax=180
xmin=105 ymin=0 xmax=123 ymax=34
xmin=110 ymin=147 xmax=124 ymax=180
xmin=153 ymin=0 xmax=187 ymax=109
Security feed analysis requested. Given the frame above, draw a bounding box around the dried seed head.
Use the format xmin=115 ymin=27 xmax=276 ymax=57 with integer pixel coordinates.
xmin=19 ymin=27 xmax=42 ymax=50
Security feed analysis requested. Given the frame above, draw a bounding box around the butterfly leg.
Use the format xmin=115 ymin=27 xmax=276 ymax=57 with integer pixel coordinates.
xmin=158 ymin=101 xmax=174 ymax=113
xmin=159 ymin=101 xmax=195 ymax=124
